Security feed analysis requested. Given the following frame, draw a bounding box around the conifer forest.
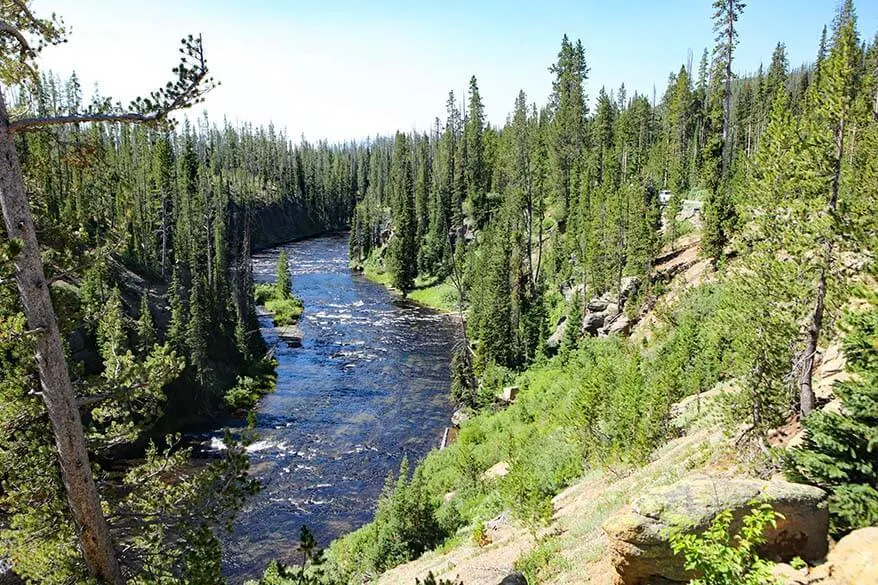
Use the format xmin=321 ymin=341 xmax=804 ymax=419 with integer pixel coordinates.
xmin=0 ymin=1 xmax=876 ymax=585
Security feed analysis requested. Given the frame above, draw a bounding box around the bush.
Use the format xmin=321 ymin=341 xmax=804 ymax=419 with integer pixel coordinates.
xmin=669 ymin=502 xmax=781 ymax=585
xmin=254 ymin=283 xmax=276 ymax=305
xmin=224 ymin=376 xmax=262 ymax=411
xmin=265 ymin=297 xmax=304 ymax=327
xmin=255 ymin=281 xmax=304 ymax=327
xmin=323 ymin=459 xmax=449 ymax=582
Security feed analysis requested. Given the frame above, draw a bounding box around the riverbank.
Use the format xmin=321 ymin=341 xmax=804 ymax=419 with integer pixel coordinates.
xmin=355 ymin=254 xmax=460 ymax=313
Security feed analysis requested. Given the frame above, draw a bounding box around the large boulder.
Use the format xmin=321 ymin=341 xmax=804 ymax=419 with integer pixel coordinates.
xmin=604 ymin=313 xmax=632 ymax=336
xmin=583 ymin=312 xmax=606 ymax=335
xmin=588 ymin=297 xmax=609 ymax=312
xmin=603 ymin=476 xmax=828 ymax=584
xmin=619 ymin=276 xmax=640 ymax=303
xmin=808 ymin=526 xmax=878 ymax=585
xmin=546 ymin=317 xmax=567 ymax=351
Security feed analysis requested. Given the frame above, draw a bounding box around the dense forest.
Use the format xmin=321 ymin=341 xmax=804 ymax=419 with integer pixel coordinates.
xmin=0 ymin=0 xmax=876 ymax=584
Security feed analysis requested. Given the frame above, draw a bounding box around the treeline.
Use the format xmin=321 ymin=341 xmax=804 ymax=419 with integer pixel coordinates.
xmin=343 ymin=22 xmax=832 ymax=378
xmin=343 ymin=1 xmax=878 ymax=419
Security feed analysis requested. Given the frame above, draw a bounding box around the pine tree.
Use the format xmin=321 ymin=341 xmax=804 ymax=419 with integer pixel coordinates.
xmin=167 ymin=267 xmax=188 ymax=356
xmin=276 ymin=249 xmax=292 ymax=300
xmin=387 ymin=133 xmax=417 ymax=294
xmin=797 ymin=4 xmax=865 ymax=415
xmin=187 ymin=276 xmax=210 ymax=384
xmin=549 ymin=35 xmax=589 ymax=217
xmin=137 ymin=290 xmax=156 ymax=355
xmin=712 ymin=0 xmax=746 ymax=176
xmin=789 ymin=296 xmax=878 ymax=536
xmin=465 ymin=76 xmax=489 ymax=228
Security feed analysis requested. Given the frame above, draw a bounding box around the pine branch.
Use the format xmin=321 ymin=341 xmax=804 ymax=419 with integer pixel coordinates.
xmin=0 ymin=19 xmax=33 ymax=57
xmin=8 ymin=34 xmax=216 ymax=134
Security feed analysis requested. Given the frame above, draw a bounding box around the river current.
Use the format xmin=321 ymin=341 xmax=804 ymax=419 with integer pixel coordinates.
xmin=206 ymin=234 xmax=457 ymax=582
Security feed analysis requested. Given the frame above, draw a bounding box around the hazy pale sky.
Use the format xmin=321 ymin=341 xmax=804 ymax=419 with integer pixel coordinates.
xmin=35 ymin=0 xmax=878 ymax=142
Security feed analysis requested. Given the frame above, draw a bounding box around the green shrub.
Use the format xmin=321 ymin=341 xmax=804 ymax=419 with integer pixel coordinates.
xmin=254 ymin=283 xmax=276 ymax=305
xmin=415 ymin=573 xmax=463 ymax=585
xmin=515 ymin=537 xmax=566 ymax=584
xmin=265 ymin=297 xmax=304 ymax=327
xmin=324 ymin=459 xmax=449 ymax=582
xmin=669 ymin=502 xmax=780 ymax=585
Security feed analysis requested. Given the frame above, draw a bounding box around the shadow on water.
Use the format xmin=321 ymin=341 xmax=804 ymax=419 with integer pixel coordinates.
xmin=198 ymin=233 xmax=458 ymax=583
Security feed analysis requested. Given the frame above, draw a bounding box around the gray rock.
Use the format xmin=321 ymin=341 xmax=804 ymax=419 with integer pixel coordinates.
xmin=501 ymin=386 xmax=519 ymax=403
xmin=605 ymin=313 xmax=632 ymax=336
xmin=583 ymin=312 xmax=606 ymax=335
xmin=619 ymin=276 xmax=640 ymax=303
xmin=588 ymin=297 xmax=609 ymax=312
xmin=546 ymin=317 xmax=567 ymax=350
xmin=0 ymin=560 xmax=23 ymax=585
xmin=451 ymin=407 xmax=472 ymax=427
xmin=603 ymin=477 xmax=829 ymax=584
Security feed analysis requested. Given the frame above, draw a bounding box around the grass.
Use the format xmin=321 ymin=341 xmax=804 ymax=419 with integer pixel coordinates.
xmin=359 ymin=254 xmax=459 ymax=313
xmin=255 ymin=282 xmax=304 ymax=327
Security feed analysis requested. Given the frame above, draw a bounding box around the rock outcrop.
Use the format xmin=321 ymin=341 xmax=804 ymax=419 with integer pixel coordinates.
xmin=498 ymin=572 xmax=527 ymax=585
xmin=603 ymin=476 xmax=829 ymax=584
xmin=807 ymin=526 xmax=878 ymax=585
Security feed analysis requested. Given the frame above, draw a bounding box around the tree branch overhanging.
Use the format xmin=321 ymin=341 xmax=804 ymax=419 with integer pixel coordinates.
xmin=8 ymin=34 xmax=215 ymax=134
xmin=0 ymin=19 xmax=33 ymax=57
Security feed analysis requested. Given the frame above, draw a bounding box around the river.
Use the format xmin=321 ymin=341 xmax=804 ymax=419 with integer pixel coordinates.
xmin=207 ymin=233 xmax=458 ymax=582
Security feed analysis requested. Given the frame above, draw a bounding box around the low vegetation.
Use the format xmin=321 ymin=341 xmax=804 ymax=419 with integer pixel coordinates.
xmin=669 ymin=502 xmax=781 ymax=585
xmin=256 ymin=250 xmax=305 ymax=327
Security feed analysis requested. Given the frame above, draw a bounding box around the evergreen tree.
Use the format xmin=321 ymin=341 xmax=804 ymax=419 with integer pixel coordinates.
xmin=187 ymin=276 xmax=210 ymax=385
xmin=276 ymin=249 xmax=292 ymax=300
xmin=167 ymin=267 xmax=188 ymax=356
xmin=549 ymin=35 xmax=589 ymax=217
xmin=464 ymin=76 xmax=489 ymax=228
xmin=789 ymin=297 xmax=878 ymax=536
xmin=137 ymin=290 xmax=156 ymax=355
xmin=387 ymin=133 xmax=418 ymax=294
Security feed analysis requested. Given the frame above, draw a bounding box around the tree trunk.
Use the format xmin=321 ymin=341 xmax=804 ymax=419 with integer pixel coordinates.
xmin=0 ymin=89 xmax=125 ymax=584
xmin=800 ymin=113 xmax=845 ymax=417
xmin=800 ymin=269 xmax=825 ymax=416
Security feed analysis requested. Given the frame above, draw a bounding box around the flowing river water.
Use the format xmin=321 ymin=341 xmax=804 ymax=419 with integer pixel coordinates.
xmin=204 ymin=234 xmax=458 ymax=582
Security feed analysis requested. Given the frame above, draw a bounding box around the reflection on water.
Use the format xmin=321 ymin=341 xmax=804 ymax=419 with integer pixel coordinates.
xmin=203 ymin=234 xmax=457 ymax=582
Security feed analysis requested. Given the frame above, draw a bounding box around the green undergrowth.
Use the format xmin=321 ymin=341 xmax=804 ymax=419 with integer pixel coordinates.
xmin=255 ymin=282 xmax=304 ymax=327
xmin=223 ymin=358 xmax=278 ymax=411
xmin=360 ymin=253 xmax=459 ymax=312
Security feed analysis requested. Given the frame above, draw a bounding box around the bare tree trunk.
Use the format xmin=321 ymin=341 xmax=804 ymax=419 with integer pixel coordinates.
xmin=800 ymin=269 xmax=825 ymax=416
xmin=0 ymin=89 xmax=125 ymax=584
xmin=800 ymin=114 xmax=845 ymax=417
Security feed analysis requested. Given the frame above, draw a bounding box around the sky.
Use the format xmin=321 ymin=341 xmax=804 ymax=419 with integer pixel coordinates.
xmin=34 ymin=0 xmax=878 ymax=143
